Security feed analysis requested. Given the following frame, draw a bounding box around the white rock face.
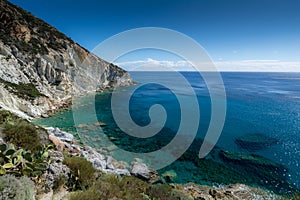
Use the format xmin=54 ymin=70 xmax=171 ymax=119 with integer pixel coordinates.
xmin=130 ymin=161 xmax=150 ymax=180
xmin=0 ymin=41 xmax=133 ymax=118
xmin=0 ymin=1 xmax=133 ymax=117
xmin=45 ymin=126 xmax=132 ymax=176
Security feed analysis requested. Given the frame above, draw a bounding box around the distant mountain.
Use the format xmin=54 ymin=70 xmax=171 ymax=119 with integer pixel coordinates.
xmin=0 ymin=0 xmax=133 ymax=117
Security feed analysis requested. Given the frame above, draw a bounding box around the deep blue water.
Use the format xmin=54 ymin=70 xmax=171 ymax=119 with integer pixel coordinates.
xmin=34 ymin=72 xmax=300 ymax=194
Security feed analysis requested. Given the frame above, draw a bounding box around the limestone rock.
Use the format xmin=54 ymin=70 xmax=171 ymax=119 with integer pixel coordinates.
xmin=0 ymin=0 xmax=134 ymax=117
xmin=41 ymin=113 xmax=49 ymax=118
xmin=82 ymin=148 xmax=107 ymax=170
xmin=130 ymin=161 xmax=150 ymax=180
xmin=46 ymin=127 xmax=74 ymax=142
xmin=48 ymin=134 xmax=65 ymax=151
xmin=42 ymin=150 xmax=70 ymax=191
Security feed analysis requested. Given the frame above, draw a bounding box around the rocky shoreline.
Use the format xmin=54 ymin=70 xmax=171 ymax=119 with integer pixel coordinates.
xmin=0 ymin=108 xmax=293 ymax=199
xmin=40 ymin=126 xmax=288 ymax=200
xmin=45 ymin=126 xmax=156 ymax=179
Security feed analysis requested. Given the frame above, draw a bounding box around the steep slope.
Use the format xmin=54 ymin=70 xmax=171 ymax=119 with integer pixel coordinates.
xmin=0 ymin=0 xmax=133 ymax=117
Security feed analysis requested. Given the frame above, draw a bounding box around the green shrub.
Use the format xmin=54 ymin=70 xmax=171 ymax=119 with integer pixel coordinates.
xmin=0 ymin=175 xmax=35 ymax=200
xmin=63 ymin=156 xmax=96 ymax=190
xmin=0 ymin=78 xmax=44 ymax=100
xmin=69 ymin=188 xmax=101 ymax=200
xmin=69 ymin=174 xmax=149 ymax=200
xmin=19 ymin=176 xmax=36 ymax=200
xmin=53 ymin=174 xmax=67 ymax=192
xmin=0 ymin=110 xmax=19 ymax=125
xmin=69 ymin=173 xmax=193 ymax=200
xmin=3 ymin=120 xmax=41 ymax=152
xmin=146 ymin=184 xmax=172 ymax=200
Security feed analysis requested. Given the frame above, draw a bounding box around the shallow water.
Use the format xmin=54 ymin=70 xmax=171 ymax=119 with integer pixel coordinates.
xmin=34 ymin=72 xmax=300 ymax=194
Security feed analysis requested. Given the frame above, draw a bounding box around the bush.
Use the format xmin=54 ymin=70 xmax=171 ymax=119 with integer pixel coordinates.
xmin=0 ymin=110 xmax=19 ymax=125
xmin=69 ymin=188 xmax=101 ymax=200
xmin=3 ymin=120 xmax=41 ymax=152
xmin=63 ymin=156 xmax=96 ymax=190
xmin=69 ymin=174 xmax=191 ymax=200
xmin=0 ymin=78 xmax=44 ymax=100
xmin=53 ymin=174 xmax=67 ymax=192
xmin=146 ymin=184 xmax=172 ymax=200
xmin=19 ymin=176 xmax=35 ymax=200
xmin=69 ymin=174 xmax=149 ymax=200
xmin=0 ymin=175 xmax=35 ymax=200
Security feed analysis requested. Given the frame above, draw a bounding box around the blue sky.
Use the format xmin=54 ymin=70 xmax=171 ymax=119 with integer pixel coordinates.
xmin=8 ymin=0 xmax=300 ymax=71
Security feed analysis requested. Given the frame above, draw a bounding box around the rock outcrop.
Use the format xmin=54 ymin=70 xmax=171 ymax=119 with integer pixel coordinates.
xmin=0 ymin=0 xmax=133 ymax=118
xmin=46 ymin=126 xmax=132 ymax=176
xmin=177 ymin=183 xmax=284 ymax=200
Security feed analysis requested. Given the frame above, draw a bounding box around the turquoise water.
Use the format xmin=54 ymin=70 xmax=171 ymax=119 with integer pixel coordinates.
xmin=34 ymin=72 xmax=300 ymax=194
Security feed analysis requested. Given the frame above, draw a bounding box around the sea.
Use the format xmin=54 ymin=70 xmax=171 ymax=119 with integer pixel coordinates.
xmin=34 ymin=72 xmax=300 ymax=195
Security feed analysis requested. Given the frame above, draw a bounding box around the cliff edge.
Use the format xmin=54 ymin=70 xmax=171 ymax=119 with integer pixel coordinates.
xmin=0 ymin=0 xmax=133 ymax=117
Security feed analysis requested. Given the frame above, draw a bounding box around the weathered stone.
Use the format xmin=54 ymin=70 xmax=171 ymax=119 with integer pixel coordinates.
xmin=41 ymin=150 xmax=70 ymax=191
xmin=49 ymin=135 xmax=65 ymax=151
xmin=106 ymin=156 xmax=117 ymax=170
xmin=0 ymin=0 xmax=134 ymax=118
xmin=46 ymin=127 xmax=74 ymax=142
xmin=130 ymin=161 xmax=150 ymax=180
xmin=94 ymin=122 xmax=107 ymax=127
xmin=48 ymin=150 xmax=64 ymax=163
xmin=82 ymin=147 xmax=106 ymax=170
xmin=41 ymin=113 xmax=49 ymax=118
xmin=43 ymin=162 xmax=70 ymax=191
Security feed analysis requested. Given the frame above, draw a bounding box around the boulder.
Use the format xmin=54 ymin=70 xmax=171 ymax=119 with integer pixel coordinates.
xmin=45 ymin=127 xmax=74 ymax=142
xmin=106 ymin=156 xmax=116 ymax=170
xmin=130 ymin=161 xmax=150 ymax=180
xmin=81 ymin=147 xmax=106 ymax=170
xmin=49 ymin=135 xmax=65 ymax=151
xmin=41 ymin=113 xmax=49 ymax=118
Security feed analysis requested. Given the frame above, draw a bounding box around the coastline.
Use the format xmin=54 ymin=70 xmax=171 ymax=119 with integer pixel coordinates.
xmin=1 ymin=100 xmax=296 ymax=199
xmin=29 ymin=90 xmax=298 ymax=199
xmin=36 ymin=124 xmax=291 ymax=200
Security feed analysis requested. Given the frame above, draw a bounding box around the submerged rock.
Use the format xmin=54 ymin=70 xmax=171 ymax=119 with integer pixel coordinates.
xmin=162 ymin=170 xmax=177 ymax=183
xmin=219 ymin=150 xmax=283 ymax=169
xmin=235 ymin=133 xmax=278 ymax=151
xmin=94 ymin=122 xmax=107 ymax=127
xmin=219 ymin=150 xmax=295 ymax=194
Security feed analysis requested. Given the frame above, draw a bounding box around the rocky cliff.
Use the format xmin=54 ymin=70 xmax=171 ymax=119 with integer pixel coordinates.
xmin=0 ymin=0 xmax=133 ymax=117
